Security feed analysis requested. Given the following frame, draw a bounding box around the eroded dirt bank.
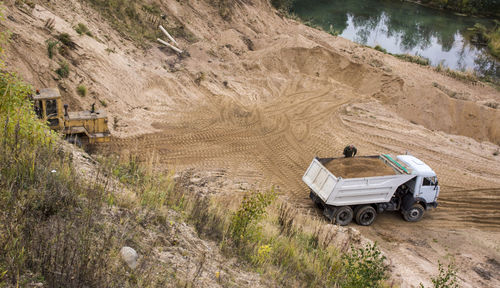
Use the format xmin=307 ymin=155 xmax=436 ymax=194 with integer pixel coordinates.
xmin=3 ymin=0 xmax=500 ymax=286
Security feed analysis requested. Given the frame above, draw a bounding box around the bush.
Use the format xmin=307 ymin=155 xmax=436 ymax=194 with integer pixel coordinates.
xmin=420 ymin=261 xmax=459 ymax=288
xmin=56 ymin=33 xmax=76 ymax=49
xmin=55 ymin=62 xmax=69 ymax=78
xmin=77 ymin=84 xmax=87 ymax=97
xmin=339 ymin=243 xmax=388 ymax=288
xmin=228 ymin=189 xmax=276 ymax=246
xmin=374 ymin=45 xmax=387 ymax=54
xmin=74 ymin=23 xmax=92 ymax=36
xmin=46 ymin=39 xmax=58 ymax=59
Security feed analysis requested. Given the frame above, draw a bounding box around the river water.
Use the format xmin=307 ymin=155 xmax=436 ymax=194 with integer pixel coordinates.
xmin=293 ymin=0 xmax=499 ymax=80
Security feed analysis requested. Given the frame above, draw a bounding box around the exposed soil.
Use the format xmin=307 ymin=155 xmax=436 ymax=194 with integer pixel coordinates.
xmin=3 ymin=0 xmax=500 ymax=287
xmin=323 ymin=157 xmax=397 ymax=178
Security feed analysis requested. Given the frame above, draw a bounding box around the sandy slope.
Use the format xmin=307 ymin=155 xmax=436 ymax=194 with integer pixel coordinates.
xmin=3 ymin=0 xmax=500 ymax=286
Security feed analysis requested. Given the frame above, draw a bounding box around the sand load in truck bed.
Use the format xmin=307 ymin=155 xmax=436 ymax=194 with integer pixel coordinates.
xmin=323 ymin=157 xmax=397 ymax=178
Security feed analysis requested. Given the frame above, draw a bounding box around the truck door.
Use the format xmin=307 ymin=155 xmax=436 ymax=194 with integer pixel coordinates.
xmin=418 ymin=176 xmax=439 ymax=203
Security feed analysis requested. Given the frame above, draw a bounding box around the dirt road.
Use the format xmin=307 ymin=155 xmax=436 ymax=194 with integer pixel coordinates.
xmin=105 ymin=48 xmax=500 ymax=286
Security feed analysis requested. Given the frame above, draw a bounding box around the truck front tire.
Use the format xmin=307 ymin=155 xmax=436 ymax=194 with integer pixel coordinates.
xmin=355 ymin=206 xmax=377 ymax=226
xmin=403 ymin=203 xmax=425 ymax=222
xmin=335 ymin=206 xmax=353 ymax=226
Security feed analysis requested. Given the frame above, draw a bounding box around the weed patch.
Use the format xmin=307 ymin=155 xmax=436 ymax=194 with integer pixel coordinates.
xmin=55 ymin=62 xmax=69 ymax=78
xmin=74 ymin=23 xmax=92 ymax=36
xmin=77 ymin=84 xmax=87 ymax=97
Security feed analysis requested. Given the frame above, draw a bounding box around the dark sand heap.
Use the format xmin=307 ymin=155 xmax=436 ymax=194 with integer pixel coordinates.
xmin=323 ymin=157 xmax=397 ymax=178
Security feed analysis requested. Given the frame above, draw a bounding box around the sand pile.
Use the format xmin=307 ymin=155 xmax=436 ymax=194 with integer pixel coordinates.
xmin=323 ymin=157 xmax=396 ymax=178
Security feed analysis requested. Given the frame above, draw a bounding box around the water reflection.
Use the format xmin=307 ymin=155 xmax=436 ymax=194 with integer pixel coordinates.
xmin=293 ymin=0 xmax=499 ymax=80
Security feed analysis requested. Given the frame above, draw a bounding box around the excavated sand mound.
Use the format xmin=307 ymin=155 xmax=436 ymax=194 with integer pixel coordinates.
xmin=323 ymin=157 xmax=397 ymax=178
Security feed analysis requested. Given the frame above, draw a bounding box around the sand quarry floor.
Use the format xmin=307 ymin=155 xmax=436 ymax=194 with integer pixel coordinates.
xmin=4 ymin=0 xmax=500 ymax=286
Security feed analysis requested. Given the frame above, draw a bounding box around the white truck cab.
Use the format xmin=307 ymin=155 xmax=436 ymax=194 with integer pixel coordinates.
xmin=397 ymin=155 xmax=440 ymax=204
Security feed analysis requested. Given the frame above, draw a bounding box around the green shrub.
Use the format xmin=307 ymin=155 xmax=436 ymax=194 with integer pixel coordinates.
xmin=74 ymin=23 xmax=92 ymax=36
xmin=374 ymin=45 xmax=388 ymax=54
xmin=55 ymin=62 xmax=69 ymax=78
xmin=56 ymin=33 xmax=76 ymax=49
xmin=228 ymin=189 xmax=276 ymax=245
xmin=76 ymin=84 xmax=87 ymax=97
xmin=419 ymin=261 xmax=459 ymax=288
xmin=338 ymin=243 xmax=388 ymax=288
xmin=46 ymin=39 xmax=58 ymax=59
xmin=99 ymin=99 xmax=108 ymax=107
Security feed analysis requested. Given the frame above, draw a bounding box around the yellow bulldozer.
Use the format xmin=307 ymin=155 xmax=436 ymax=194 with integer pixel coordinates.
xmin=32 ymin=88 xmax=111 ymax=147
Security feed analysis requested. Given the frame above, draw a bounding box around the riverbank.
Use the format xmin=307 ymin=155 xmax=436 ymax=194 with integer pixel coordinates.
xmin=292 ymin=0 xmax=499 ymax=82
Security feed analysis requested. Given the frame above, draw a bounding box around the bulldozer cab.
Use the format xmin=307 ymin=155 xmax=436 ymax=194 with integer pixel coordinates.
xmin=33 ymin=88 xmax=64 ymax=130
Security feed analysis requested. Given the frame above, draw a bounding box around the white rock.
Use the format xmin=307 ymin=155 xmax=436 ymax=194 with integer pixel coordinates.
xmin=120 ymin=246 xmax=138 ymax=269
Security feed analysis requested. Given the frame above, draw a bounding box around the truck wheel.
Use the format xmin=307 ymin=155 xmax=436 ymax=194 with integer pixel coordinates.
xmin=403 ymin=203 xmax=425 ymax=222
xmin=335 ymin=206 xmax=353 ymax=226
xmin=355 ymin=206 xmax=377 ymax=226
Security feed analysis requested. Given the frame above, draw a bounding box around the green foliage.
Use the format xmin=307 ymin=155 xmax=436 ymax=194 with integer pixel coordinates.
xmin=56 ymin=33 xmax=76 ymax=49
xmin=110 ymin=155 xmax=175 ymax=210
xmin=46 ymin=39 xmax=58 ymax=59
xmin=228 ymin=189 xmax=276 ymax=245
xmin=74 ymin=23 xmax=92 ymax=36
xmin=76 ymin=84 xmax=87 ymax=97
xmin=100 ymin=99 xmax=108 ymax=107
xmin=339 ymin=243 xmax=388 ymax=288
xmin=55 ymin=62 xmax=69 ymax=78
xmin=374 ymin=44 xmax=388 ymax=53
xmin=469 ymin=21 xmax=500 ymax=59
xmin=420 ymin=261 xmax=459 ymax=288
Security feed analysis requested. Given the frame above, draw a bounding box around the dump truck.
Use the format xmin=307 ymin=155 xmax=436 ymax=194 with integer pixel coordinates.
xmin=32 ymin=88 xmax=111 ymax=147
xmin=302 ymin=154 xmax=439 ymax=226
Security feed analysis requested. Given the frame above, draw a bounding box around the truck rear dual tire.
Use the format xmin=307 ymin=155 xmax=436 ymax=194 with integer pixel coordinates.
xmin=403 ymin=203 xmax=425 ymax=222
xmin=335 ymin=206 xmax=353 ymax=226
xmin=355 ymin=206 xmax=377 ymax=226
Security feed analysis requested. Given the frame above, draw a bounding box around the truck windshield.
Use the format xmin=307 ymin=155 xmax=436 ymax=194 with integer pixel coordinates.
xmin=423 ymin=176 xmax=437 ymax=186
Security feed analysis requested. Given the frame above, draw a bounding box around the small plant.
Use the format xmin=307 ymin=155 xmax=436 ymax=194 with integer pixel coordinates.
xmin=55 ymin=62 xmax=69 ymax=78
xmin=56 ymin=33 xmax=77 ymax=49
xmin=46 ymin=39 xmax=58 ymax=59
xmin=76 ymin=84 xmax=87 ymax=97
xmin=74 ymin=23 xmax=92 ymax=37
xmin=374 ymin=45 xmax=387 ymax=54
xmin=99 ymin=99 xmax=108 ymax=107
xmin=420 ymin=261 xmax=459 ymax=288
xmin=338 ymin=243 xmax=388 ymax=288
xmin=228 ymin=189 xmax=276 ymax=245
